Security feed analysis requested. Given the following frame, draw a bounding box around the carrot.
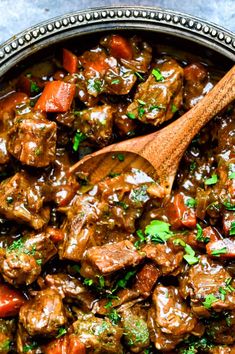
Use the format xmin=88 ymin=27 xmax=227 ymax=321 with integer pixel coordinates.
xmin=63 ymin=49 xmax=78 ymax=74
xmin=0 ymin=284 xmax=25 ymax=317
xmin=44 ymin=335 xmax=86 ymax=354
xmin=108 ymin=35 xmax=133 ymax=60
xmin=35 ymin=81 xmax=76 ymax=112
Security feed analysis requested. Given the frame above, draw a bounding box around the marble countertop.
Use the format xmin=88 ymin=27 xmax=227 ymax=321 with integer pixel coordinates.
xmin=0 ymin=0 xmax=234 ymax=45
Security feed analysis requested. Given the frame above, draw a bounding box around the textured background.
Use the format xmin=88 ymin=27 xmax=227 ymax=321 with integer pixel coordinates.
xmin=0 ymin=0 xmax=235 ymax=44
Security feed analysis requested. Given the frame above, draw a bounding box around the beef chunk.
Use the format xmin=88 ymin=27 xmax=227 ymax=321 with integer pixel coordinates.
xmin=148 ymin=285 xmax=201 ymax=351
xmin=19 ymin=289 xmax=67 ymax=337
xmin=7 ymin=111 xmax=56 ymax=167
xmin=59 ymin=195 xmax=100 ymax=262
xmin=101 ymin=35 xmax=152 ymax=73
xmin=121 ymin=304 xmax=150 ymax=352
xmin=0 ymin=172 xmax=50 ymax=229
xmin=183 ymin=63 xmax=214 ymax=110
xmin=0 ymin=232 xmax=57 ymax=286
xmin=47 ymin=149 xmax=79 ymax=207
xmin=143 ymin=241 xmax=184 ymax=275
xmin=179 ymin=255 xmax=235 ymax=316
xmin=0 ymin=319 xmax=15 ymax=354
xmin=114 ymin=104 xmax=137 ymax=137
xmin=80 ymin=240 xmax=144 ymax=279
xmin=74 ymin=105 xmax=114 ymax=147
xmin=208 ymin=346 xmax=235 ymax=354
xmin=206 ymin=313 xmax=235 ymax=345
xmin=72 ymin=313 xmax=123 ymax=353
xmin=42 ymin=274 xmax=95 ymax=311
xmin=132 ymin=263 xmax=160 ymax=298
xmin=126 ymin=57 xmax=183 ymax=126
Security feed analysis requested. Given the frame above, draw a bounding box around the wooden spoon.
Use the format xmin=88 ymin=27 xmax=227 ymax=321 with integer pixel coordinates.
xmin=70 ymin=65 xmax=235 ymax=195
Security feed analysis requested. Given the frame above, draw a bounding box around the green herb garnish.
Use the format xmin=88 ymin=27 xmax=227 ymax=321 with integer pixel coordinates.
xmin=205 ymin=174 xmax=218 ymax=185
xmin=126 ymin=112 xmax=136 ymax=120
xmin=211 ymin=247 xmax=227 ymax=256
xmin=228 ymin=163 xmax=235 ymax=179
xmin=152 ymin=68 xmax=164 ymax=81
xmin=173 ymin=239 xmax=198 ymax=265
xmin=73 ymin=130 xmax=86 ymax=151
xmin=223 ymin=201 xmax=235 ymax=211
xmin=230 ymin=221 xmax=235 ymax=236
xmin=202 ymin=294 xmax=218 ymax=309
xmin=23 ymin=341 xmax=38 ymax=352
xmin=111 ymin=79 xmax=120 ymax=84
xmin=171 ymin=103 xmax=178 ymax=113
xmin=56 ymin=327 xmax=67 ymax=338
xmin=185 ymin=198 xmax=197 ymax=208
xmin=137 ymin=99 xmax=146 ymax=105
xmin=107 ymin=309 xmax=121 ymax=324
xmin=135 ymin=72 xmax=144 ymax=81
xmin=84 ymin=278 xmax=93 ymax=286
xmin=145 ymin=220 xmax=173 ymax=244
xmin=30 ymin=81 xmax=40 ymax=94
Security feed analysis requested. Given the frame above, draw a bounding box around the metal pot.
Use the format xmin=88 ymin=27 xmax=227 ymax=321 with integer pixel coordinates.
xmin=0 ymin=6 xmax=234 ymax=80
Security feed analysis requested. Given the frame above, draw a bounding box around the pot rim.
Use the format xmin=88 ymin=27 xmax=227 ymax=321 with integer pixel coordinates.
xmin=0 ymin=5 xmax=234 ymax=76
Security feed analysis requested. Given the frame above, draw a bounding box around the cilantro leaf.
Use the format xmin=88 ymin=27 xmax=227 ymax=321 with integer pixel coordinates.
xmin=84 ymin=278 xmax=93 ymax=286
xmin=152 ymin=68 xmax=164 ymax=81
xmin=135 ymin=72 xmax=144 ymax=81
xmin=171 ymin=103 xmax=178 ymax=113
xmin=107 ymin=309 xmax=121 ymax=324
xmin=23 ymin=341 xmax=38 ymax=352
xmin=145 ymin=220 xmax=173 ymax=244
xmin=173 ymin=239 xmax=199 ymax=265
xmin=223 ymin=201 xmax=235 ymax=211
xmin=205 ymin=174 xmax=218 ymax=185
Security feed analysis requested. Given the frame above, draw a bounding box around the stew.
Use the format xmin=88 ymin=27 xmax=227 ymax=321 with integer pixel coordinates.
xmin=0 ymin=34 xmax=234 ymax=353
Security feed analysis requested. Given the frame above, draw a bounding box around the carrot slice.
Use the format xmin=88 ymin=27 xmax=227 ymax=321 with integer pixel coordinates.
xmin=0 ymin=284 xmax=25 ymax=317
xmin=108 ymin=35 xmax=133 ymax=60
xmin=63 ymin=49 xmax=78 ymax=74
xmin=35 ymin=81 xmax=75 ymax=112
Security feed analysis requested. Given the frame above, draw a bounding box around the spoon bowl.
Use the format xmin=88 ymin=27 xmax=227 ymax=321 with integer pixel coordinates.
xmin=70 ymin=64 xmax=235 ymax=194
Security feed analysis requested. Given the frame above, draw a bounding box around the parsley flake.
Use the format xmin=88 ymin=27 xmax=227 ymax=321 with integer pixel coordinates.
xmin=84 ymin=278 xmax=93 ymax=286
xmin=185 ymin=198 xmax=197 ymax=208
xmin=171 ymin=103 xmax=178 ymax=113
xmin=56 ymin=327 xmax=67 ymax=338
xmin=135 ymin=72 xmax=144 ymax=81
xmin=152 ymin=68 xmax=164 ymax=81
xmin=174 ymin=239 xmax=199 ymax=265
xmin=126 ymin=112 xmax=136 ymax=120
xmin=73 ymin=130 xmax=86 ymax=151
xmin=145 ymin=220 xmax=173 ymax=244
xmin=202 ymin=294 xmax=218 ymax=309
xmin=205 ymin=174 xmax=218 ymax=185
xmin=211 ymin=247 xmax=227 ymax=256
xmin=230 ymin=221 xmax=235 ymax=236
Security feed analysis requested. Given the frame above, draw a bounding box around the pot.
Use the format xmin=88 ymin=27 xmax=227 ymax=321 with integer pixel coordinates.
xmin=0 ymin=6 xmax=234 ymax=81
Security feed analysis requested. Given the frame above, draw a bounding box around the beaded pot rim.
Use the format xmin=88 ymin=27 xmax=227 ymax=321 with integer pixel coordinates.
xmin=0 ymin=6 xmax=234 ymax=76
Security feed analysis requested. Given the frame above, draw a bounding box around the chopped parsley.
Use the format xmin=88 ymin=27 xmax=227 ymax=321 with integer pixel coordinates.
xmin=107 ymin=309 xmax=121 ymax=324
xmin=152 ymin=68 xmax=164 ymax=82
xmin=30 ymin=81 xmax=40 ymax=94
xmin=73 ymin=130 xmax=86 ymax=151
xmin=7 ymin=238 xmax=24 ymax=252
xmin=36 ymin=259 xmax=42 ymax=265
xmin=87 ymin=78 xmax=102 ymax=94
xmin=195 ymin=223 xmax=209 ymax=243
xmin=230 ymin=221 xmax=235 ymax=236
xmin=223 ymin=200 xmax=235 ymax=211
xmin=84 ymin=278 xmax=93 ymax=286
xmin=34 ymin=147 xmax=42 ymax=156
xmin=125 ymin=319 xmax=149 ymax=346
xmin=126 ymin=112 xmax=136 ymax=120
xmin=0 ymin=340 xmax=11 ymax=350
xmin=185 ymin=198 xmax=197 ymax=208
xmin=173 ymin=239 xmax=198 ymax=265
xmin=145 ymin=220 xmax=173 ymax=244
xmin=171 ymin=103 xmax=178 ymax=113
xmin=190 ymin=161 xmax=197 ymax=172
xmin=117 ymin=153 xmax=125 ymax=161
xmin=56 ymin=327 xmax=67 ymax=338
xmin=135 ymin=72 xmax=144 ymax=81
xmin=115 ymin=201 xmax=129 ymax=210
xmin=98 ymin=275 xmax=105 ymax=288
xmin=23 ymin=342 xmax=38 ymax=352
xmin=202 ymin=294 xmax=218 ymax=309
xmin=111 ymin=79 xmax=120 ymax=84
xmin=211 ymin=247 xmax=227 ymax=256
xmin=134 ymin=229 xmax=145 ymax=249
xmin=112 ymin=270 xmax=136 ymax=293
xmin=204 ymin=173 xmax=218 ymax=185
xmin=138 ymin=106 xmax=145 ymax=118
xmin=228 ymin=163 xmax=235 ymax=179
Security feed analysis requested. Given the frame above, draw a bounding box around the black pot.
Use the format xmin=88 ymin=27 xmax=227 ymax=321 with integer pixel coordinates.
xmin=0 ymin=6 xmax=234 ymax=81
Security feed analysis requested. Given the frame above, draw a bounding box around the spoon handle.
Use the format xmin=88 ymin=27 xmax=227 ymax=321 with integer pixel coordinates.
xmin=135 ymin=64 xmax=235 ymax=189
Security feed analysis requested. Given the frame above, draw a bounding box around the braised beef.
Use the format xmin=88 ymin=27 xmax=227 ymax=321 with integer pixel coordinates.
xmin=0 ymin=34 xmax=234 ymax=353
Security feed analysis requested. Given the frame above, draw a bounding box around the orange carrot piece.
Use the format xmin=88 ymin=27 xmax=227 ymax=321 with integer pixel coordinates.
xmin=35 ymin=81 xmax=75 ymax=112
xmin=109 ymin=35 xmax=133 ymax=60
xmin=63 ymin=49 xmax=78 ymax=74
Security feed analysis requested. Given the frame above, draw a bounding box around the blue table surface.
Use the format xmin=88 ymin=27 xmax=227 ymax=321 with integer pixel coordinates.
xmin=0 ymin=0 xmax=235 ymax=45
